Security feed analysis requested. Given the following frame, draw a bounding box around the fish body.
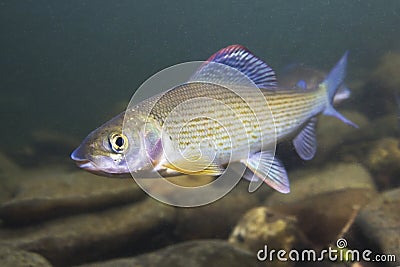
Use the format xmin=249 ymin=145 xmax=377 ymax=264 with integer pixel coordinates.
xmin=128 ymin=82 xmax=324 ymax=165
xmin=71 ymin=45 xmax=357 ymax=193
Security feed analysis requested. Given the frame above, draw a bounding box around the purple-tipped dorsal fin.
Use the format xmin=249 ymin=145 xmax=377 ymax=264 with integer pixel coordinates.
xmin=191 ymin=45 xmax=277 ymax=88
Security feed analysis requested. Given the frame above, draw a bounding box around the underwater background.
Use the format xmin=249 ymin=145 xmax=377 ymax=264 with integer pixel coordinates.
xmin=0 ymin=1 xmax=399 ymax=266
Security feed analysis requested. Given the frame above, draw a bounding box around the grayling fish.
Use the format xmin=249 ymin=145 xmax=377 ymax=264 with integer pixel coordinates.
xmin=71 ymin=45 xmax=357 ymax=193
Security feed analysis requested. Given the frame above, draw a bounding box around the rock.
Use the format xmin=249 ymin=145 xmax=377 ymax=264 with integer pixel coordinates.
xmin=267 ymin=163 xmax=375 ymax=204
xmin=365 ymin=138 xmax=400 ymax=189
xmin=0 ymin=245 xmax=52 ymax=267
xmin=325 ymin=114 xmax=399 ymax=169
xmin=266 ymin=163 xmax=377 ymax=246
xmin=0 ymin=169 xmax=146 ymax=224
xmin=355 ymin=188 xmax=400 ymax=267
xmin=173 ymin=180 xmax=260 ymax=240
xmin=272 ymin=189 xmax=376 ymax=246
xmin=0 ymin=152 xmax=23 ymax=177
xmin=229 ymin=206 xmax=301 ymax=267
xmin=76 ymin=240 xmax=264 ymax=267
xmin=0 ymin=152 xmax=24 ymax=204
xmin=372 ymin=52 xmax=400 ymax=92
xmin=313 ymin=111 xmax=370 ymax=163
xmin=0 ymin=186 xmax=9 ymax=206
xmin=0 ymin=198 xmax=176 ymax=266
xmin=364 ymin=114 xmax=399 ymax=141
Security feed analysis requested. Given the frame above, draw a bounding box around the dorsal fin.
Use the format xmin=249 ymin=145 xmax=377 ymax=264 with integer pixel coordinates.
xmin=190 ymin=45 xmax=277 ymax=88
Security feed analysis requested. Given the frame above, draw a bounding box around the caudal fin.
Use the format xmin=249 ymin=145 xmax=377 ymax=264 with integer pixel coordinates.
xmin=322 ymin=52 xmax=358 ymax=128
xmin=333 ymin=86 xmax=351 ymax=105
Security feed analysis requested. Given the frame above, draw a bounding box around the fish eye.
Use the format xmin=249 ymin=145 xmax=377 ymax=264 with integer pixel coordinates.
xmin=109 ymin=133 xmax=128 ymax=153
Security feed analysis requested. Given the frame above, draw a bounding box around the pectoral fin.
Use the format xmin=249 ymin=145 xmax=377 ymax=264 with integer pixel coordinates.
xmin=241 ymin=151 xmax=290 ymax=193
xmin=156 ymin=147 xmax=223 ymax=176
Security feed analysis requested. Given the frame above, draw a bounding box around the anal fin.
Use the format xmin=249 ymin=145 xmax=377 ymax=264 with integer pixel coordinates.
xmin=241 ymin=151 xmax=290 ymax=194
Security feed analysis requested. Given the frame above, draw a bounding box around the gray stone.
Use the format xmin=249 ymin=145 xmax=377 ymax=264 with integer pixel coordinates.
xmin=229 ymin=206 xmax=301 ymax=267
xmin=363 ymin=115 xmax=398 ymax=141
xmin=372 ymin=52 xmax=400 ymax=92
xmin=174 ymin=180 xmax=260 ymax=240
xmin=0 ymin=245 xmax=52 ymax=267
xmin=266 ymin=163 xmax=377 ymax=246
xmin=0 ymin=169 xmax=146 ymax=224
xmin=273 ymin=188 xmax=376 ymax=246
xmin=313 ymin=111 xmax=369 ymax=163
xmin=0 ymin=185 xmax=10 ymax=206
xmin=334 ymin=115 xmax=399 ymax=168
xmin=356 ymin=188 xmax=400 ymax=267
xmin=366 ymin=138 xmax=400 ymax=189
xmin=0 ymin=152 xmax=24 ymax=204
xmin=0 ymin=152 xmax=23 ymax=178
xmin=0 ymin=170 xmax=265 ymax=266
xmin=0 ymin=198 xmax=176 ymax=266
xmin=76 ymin=240 xmax=264 ymax=267
xmin=267 ymin=163 xmax=376 ymax=205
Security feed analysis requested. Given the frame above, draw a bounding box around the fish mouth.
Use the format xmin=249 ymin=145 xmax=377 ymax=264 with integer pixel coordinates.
xmin=72 ymin=155 xmax=131 ymax=178
xmin=71 ymin=148 xmax=100 ymax=172
xmin=73 ymin=159 xmax=122 ymax=177
xmin=74 ymin=159 xmax=96 ymax=170
xmin=70 ymin=148 xmax=131 ymax=178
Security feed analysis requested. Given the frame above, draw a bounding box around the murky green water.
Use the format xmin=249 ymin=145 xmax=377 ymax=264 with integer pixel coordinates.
xmin=0 ymin=1 xmax=399 ymax=266
xmin=1 ymin=0 xmax=399 ymax=152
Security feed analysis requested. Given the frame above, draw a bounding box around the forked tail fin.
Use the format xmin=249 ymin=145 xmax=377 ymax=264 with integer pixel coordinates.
xmin=322 ymin=52 xmax=358 ymax=128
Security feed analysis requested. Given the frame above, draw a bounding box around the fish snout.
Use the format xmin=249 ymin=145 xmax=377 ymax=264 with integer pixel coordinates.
xmin=71 ymin=145 xmax=87 ymax=162
xmin=71 ymin=146 xmax=95 ymax=170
